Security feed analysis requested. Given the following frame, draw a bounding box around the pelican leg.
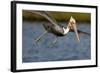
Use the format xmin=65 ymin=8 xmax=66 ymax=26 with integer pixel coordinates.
xmin=48 ymin=37 xmax=58 ymax=47
xmin=35 ymin=31 xmax=47 ymax=42
xmin=52 ymin=37 xmax=58 ymax=45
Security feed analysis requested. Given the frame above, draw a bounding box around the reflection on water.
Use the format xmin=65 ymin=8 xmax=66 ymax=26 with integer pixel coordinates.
xmin=22 ymin=21 xmax=91 ymax=63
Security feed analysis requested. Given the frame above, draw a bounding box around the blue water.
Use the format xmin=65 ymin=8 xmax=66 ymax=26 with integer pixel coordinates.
xmin=22 ymin=21 xmax=91 ymax=63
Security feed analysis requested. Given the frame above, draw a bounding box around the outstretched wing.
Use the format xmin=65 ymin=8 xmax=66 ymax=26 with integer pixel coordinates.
xmin=26 ymin=10 xmax=58 ymax=26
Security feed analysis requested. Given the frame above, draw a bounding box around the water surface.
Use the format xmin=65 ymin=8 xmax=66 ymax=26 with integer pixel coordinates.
xmin=22 ymin=21 xmax=91 ymax=63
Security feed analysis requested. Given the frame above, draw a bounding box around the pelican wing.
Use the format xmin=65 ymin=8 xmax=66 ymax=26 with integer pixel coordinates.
xmin=26 ymin=10 xmax=58 ymax=26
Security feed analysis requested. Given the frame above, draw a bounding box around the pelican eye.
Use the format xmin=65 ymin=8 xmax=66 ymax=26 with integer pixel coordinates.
xmin=70 ymin=21 xmax=75 ymax=24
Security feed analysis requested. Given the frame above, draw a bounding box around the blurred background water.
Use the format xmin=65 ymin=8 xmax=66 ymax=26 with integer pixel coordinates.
xmin=22 ymin=21 xmax=91 ymax=63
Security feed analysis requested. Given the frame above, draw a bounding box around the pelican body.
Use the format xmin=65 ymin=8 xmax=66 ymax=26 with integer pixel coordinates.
xmin=27 ymin=10 xmax=90 ymax=43
xmin=43 ymin=22 xmax=65 ymax=36
xmin=42 ymin=16 xmax=80 ymax=42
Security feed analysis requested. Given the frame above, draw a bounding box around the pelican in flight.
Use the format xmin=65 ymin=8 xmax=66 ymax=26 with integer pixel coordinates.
xmin=26 ymin=11 xmax=90 ymax=44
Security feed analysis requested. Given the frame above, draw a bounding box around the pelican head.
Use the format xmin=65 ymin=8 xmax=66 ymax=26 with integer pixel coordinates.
xmin=70 ymin=16 xmax=76 ymax=23
xmin=69 ymin=16 xmax=80 ymax=42
xmin=63 ymin=16 xmax=80 ymax=42
xmin=68 ymin=16 xmax=76 ymax=29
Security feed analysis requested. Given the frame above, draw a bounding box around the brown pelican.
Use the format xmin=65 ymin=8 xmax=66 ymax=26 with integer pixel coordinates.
xmin=26 ymin=11 xmax=90 ymax=43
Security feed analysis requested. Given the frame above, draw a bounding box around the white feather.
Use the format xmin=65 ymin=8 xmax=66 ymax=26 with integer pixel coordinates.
xmin=63 ymin=27 xmax=70 ymax=35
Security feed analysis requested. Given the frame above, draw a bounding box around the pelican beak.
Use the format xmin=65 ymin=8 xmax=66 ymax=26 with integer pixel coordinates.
xmin=69 ymin=16 xmax=80 ymax=43
xmin=73 ymin=23 xmax=80 ymax=43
